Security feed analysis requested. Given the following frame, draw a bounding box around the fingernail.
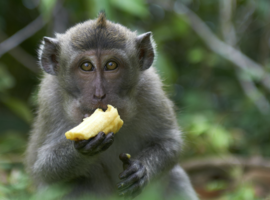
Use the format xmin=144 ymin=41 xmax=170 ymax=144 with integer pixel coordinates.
xmin=100 ymin=132 xmax=105 ymax=137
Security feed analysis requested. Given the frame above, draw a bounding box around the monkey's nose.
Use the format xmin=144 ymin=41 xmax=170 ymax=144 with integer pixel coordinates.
xmin=93 ymin=93 xmax=106 ymax=100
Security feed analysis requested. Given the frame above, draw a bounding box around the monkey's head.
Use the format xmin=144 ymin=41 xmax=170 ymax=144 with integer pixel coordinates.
xmin=39 ymin=12 xmax=155 ymax=122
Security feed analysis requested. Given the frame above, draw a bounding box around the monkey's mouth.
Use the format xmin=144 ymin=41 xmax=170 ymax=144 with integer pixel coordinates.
xmin=83 ymin=105 xmax=108 ymax=119
xmin=96 ymin=104 xmax=108 ymax=112
xmin=83 ymin=113 xmax=91 ymax=118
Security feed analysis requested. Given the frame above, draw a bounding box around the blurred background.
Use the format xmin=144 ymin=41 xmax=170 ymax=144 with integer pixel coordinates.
xmin=0 ymin=0 xmax=270 ymax=199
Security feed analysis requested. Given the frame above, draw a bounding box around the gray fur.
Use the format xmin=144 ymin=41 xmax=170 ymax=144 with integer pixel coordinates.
xmin=26 ymin=13 xmax=198 ymax=200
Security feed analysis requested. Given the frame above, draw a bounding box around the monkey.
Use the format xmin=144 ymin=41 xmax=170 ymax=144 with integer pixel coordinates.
xmin=25 ymin=12 xmax=199 ymax=200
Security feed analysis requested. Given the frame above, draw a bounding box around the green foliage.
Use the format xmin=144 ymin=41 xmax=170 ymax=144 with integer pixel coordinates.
xmin=0 ymin=167 xmax=32 ymax=200
xmin=0 ymin=131 xmax=26 ymax=154
xmin=110 ymin=0 xmax=148 ymax=18
xmin=188 ymin=48 xmax=205 ymax=64
xmin=189 ymin=114 xmax=232 ymax=152
xmin=180 ymin=111 xmax=233 ymax=156
xmin=0 ymin=64 xmax=15 ymax=92
xmin=1 ymin=0 xmax=270 ymax=199
xmin=172 ymin=17 xmax=190 ymax=37
xmin=39 ymin=0 xmax=57 ymax=20
xmin=221 ymin=184 xmax=258 ymax=200
xmin=155 ymin=54 xmax=178 ymax=84
xmin=1 ymin=97 xmax=33 ymax=123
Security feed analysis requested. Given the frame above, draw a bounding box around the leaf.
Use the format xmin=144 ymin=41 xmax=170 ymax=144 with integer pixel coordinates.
xmin=155 ymin=54 xmax=178 ymax=84
xmin=1 ymin=97 xmax=33 ymax=123
xmin=0 ymin=131 xmax=27 ymax=153
xmin=188 ymin=48 xmax=205 ymax=64
xmin=208 ymin=125 xmax=232 ymax=151
xmin=9 ymin=169 xmax=29 ymax=190
xmin=0 ymin=185 xmax=11 ymax=194
xmin=0 ymin=64 xmax=15 ymax=92
xmin=39 ymin=0 xmax=57 ymax=20
xmin=153 ymin=25 xmax=176 ymax=42
xmin=172 ymin=17 xmax=190 ymax=37
xmin=110 ymin=0 xmax=148 ymax=18
xmin=190 ymin=115 xmax=210 ymax=135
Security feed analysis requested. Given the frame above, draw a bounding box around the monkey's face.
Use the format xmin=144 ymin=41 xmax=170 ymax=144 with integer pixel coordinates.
xmin=39 ymin=16 xmax=154 ymax=123
xmin=60 ymin=48 xmax=138 ymax=121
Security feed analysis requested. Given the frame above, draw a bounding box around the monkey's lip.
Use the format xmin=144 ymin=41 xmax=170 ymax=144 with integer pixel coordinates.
xmin=83 ymin=104 xmax=108 ymax=118
xmin=95 ymin=104 xmax=108 ymax=111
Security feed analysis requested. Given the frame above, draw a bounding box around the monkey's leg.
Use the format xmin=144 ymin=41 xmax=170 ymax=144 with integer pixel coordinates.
xmin=166 ymin=164 xmax=199 ymax=200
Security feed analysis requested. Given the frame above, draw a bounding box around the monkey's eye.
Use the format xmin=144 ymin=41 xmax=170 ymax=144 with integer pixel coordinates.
xmin=80 ymin=62 xmax=94 ymax=71
xmin=105 ymin=61 xmax=118 ymax=71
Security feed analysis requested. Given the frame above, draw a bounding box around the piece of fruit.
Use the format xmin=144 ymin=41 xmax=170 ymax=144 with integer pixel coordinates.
xmin=65 ymin=105 xmax=123 ymax=141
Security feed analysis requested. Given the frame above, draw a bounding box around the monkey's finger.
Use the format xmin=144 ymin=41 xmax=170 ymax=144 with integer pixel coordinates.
xmin=117 ymin=167 xmax=146 ymax=190
xmin=97 ymin=132 xmax=114 ymax=151
xmin=119 ymin=153 xmax=132 ymax=165
xmin=128 ymin=176 xmax=148 ymax=198
xmin=103 ymin=132 xmax=114 ymax=143
xmin=74 ymin=132 xmax=105 ymax=150
xmin=73 ymin=139 xmax=89 ymax=149
xmin=119 ymin=161 xmax=142 ymax=179
xmin=119 ymin=177 xmax=147 ymax=197
xmin=82 ymin=132 xmax=106 ymax=153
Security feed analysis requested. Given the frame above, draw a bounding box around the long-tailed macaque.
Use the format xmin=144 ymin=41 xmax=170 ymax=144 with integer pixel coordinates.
xmin=25 ymin=12 xmax=198 ymax=200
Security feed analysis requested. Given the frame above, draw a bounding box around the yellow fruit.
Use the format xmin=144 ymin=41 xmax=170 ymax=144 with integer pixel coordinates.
xmin=65 ymin=105 xmax=123 ymax=141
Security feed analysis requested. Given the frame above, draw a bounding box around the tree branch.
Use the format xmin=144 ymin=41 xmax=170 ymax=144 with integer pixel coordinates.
xmin=173 ymin=1 xmax=270 ymax=92
xmin=182 ymin=156 xmax=270 ymax=171
xmin=0 ymin=15 xmax=46 ymax=58
xmin=237 ymin=70 xmax=270 ymax=114
xmin=0 ymin=31 xmax=40 ymax=73
xmin=218 ymin=0 xmax=270 ymax=114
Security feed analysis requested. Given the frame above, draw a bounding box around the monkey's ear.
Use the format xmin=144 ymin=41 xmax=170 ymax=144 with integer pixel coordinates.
xmin=39 ymin=37 xmax=59 ymax=75
xmin=136 ymin=32 xmax=155 ymax=71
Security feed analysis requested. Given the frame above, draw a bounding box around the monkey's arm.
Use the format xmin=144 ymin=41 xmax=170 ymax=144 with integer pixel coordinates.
xmin=32 ymin=137 xmax=90 ymax=183
xmin=118 ymin=130 xmax=182 ymax=197
xmin=31 ymin=131 xmax=114 ymax=184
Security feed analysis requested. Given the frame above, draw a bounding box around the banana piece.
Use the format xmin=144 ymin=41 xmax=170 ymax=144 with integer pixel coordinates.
xmin=65 ymin=105 xmax=123 ymax=141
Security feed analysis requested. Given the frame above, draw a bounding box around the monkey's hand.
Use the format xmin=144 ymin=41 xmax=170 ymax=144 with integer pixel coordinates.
xmin=73 ymin=132 xmax=114 ymax=156
xmin=117 ymin=153 xmax=148 ymax=198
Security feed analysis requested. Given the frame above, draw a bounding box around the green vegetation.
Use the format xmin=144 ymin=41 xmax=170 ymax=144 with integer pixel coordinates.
xmin=0 ymin=0 xmax=270 ymax=199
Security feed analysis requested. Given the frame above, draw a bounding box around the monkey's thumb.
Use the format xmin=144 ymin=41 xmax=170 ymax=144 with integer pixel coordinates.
xmin=119 ymin=153 xmax=131 ymax=165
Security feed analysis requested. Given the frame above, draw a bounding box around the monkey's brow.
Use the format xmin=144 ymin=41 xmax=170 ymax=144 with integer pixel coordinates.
xmin=70 ymin=27 xmax=127 ymax=51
